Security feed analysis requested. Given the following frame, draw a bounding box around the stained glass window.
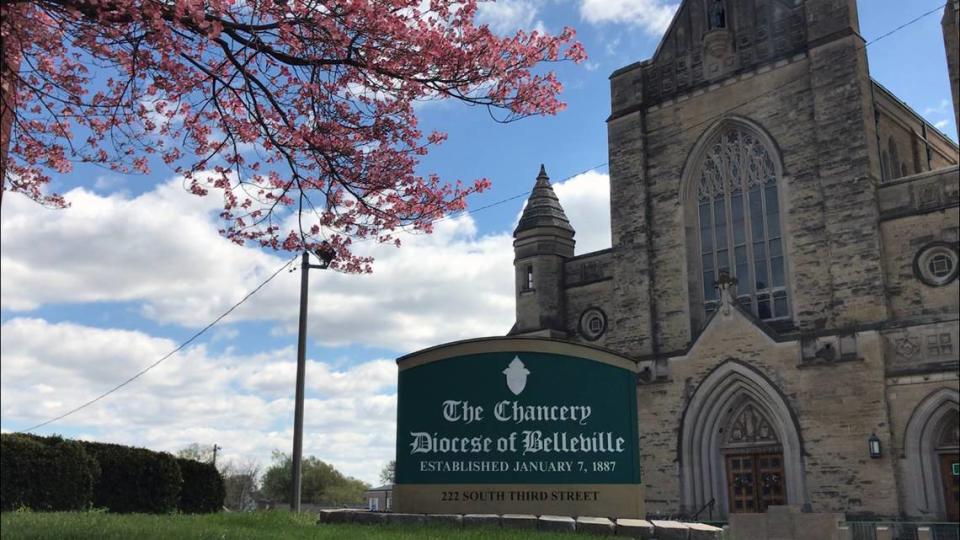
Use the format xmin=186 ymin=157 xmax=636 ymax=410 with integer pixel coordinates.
xmin=697 ymin=127 xmax=789 ymax=321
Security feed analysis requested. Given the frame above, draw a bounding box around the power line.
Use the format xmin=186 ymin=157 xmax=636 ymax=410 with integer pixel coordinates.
xmin=651 ymin=2 xmax=947 ymax=139
xmin=389 ymin=162 xmax=609 ymax=237
xmin=430 ymin=161 xmax=609 ymax=225
xmin=18 ymin=254 xmax=298 ymax=433
xmin=14 ymin=4 xmax=944 ymax=432
xmin=398 ymin=3 xmax=946 ymax=231
xmin=865 ymin=3 xmax=946 ymax=47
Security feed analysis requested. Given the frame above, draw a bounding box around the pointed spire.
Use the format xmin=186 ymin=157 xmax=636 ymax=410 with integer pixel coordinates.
xmin=514 ymin=164 xmax=574 ymax=236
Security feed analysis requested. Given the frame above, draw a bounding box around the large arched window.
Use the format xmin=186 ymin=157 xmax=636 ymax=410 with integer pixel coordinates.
xmin=694 ymin=125 xmax=788 ymax=322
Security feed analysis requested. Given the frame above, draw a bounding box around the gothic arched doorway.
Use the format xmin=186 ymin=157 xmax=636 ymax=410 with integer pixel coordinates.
xmin=679 ymin=360 xmax=806 ymax=517
xmin=721 ymin=401 xmax=787 ymax=513
xmin=904 ymin=389 xmax=959 ymax=520
xmin=934 ymin=412 xmax=959 ymax=522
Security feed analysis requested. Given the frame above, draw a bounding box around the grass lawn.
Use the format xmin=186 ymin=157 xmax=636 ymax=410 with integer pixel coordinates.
xmin=0 ymin=510 xmax=599 ymax=539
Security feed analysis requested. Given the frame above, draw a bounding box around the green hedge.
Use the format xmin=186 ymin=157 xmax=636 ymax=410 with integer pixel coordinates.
xmin=1 ymin=435 xmax=224 ymax=514
xmin=176 ymin=458 xmax=225 ymax=513
xmin=80 ymin=441 xmax=182 ymax=514
xmin=0 ymin=434 xmax=100 ymax=511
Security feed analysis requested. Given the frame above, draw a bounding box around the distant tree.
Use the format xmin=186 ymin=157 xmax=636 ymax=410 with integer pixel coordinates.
xmin=220 ymin=459 xmax=261 ymax=512
xmin=261 ymin=451 xmax=368 ymax=505
xmin=176 ymin=442 xmax=215 ymax=463
xmin=378 ymin=460 xmax=395 ymax=485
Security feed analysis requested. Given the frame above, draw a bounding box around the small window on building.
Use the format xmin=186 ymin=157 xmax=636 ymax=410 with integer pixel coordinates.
xmin=914 ymin=243 xmax=959 ymax=287
xmin=368 ymin=497 xmax=379 ymax=511
xmin=707 ymin=0 xmax=726 ymax=29
xmin=525 ymin=265 xmax=534 ymax=290
xmin=386 ymin=496 xmax=392 ymax=511
xmin=927 ymin=334 xmax=953 ymax=357
xmin=930 ymin=254 xmax=952 ymax=278
xmin=579 ymin=308 xmax=607 ymax=341
xmin=888 ymin=137 xmax=901 ymax=180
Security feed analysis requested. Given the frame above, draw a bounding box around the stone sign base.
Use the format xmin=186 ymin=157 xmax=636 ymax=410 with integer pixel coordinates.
xmin=729 ymin=505 xmax=844 ymax=540
xmin=393 ymin=483 xmax=644 ymax=518
xmin=317 ymin=509 xmax=724 ymax=539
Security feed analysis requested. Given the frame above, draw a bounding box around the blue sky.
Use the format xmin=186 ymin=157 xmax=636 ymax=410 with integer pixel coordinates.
xmin=1 ymin=0 xmax=956 ymax=484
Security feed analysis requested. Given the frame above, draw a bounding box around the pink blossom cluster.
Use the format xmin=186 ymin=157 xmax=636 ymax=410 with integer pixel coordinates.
xmin=1 ymin=0 xmax=585 ymax=271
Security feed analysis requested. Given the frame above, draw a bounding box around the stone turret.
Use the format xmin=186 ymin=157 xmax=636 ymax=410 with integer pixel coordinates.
xmin=511 ymin=165 xmax=575 ymax=337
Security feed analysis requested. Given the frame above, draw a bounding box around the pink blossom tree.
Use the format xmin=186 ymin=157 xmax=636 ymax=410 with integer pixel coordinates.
xmin=0 ymin=0 xmax=584 ymax=270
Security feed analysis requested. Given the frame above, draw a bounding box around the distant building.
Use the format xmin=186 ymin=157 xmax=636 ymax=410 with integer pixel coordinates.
xmin=364 ymin=485 xmax=393 ymax=512
xmin=508 ymin=0 xmax=959 ymax=521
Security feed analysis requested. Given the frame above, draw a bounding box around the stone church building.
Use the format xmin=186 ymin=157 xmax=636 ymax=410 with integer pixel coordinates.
xmin=508 ymin=0 xmax=960 ymax=520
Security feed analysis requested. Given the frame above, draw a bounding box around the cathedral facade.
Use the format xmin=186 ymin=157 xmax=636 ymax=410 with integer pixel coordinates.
xmin=508 ymin=0 xmax=960 ymax=520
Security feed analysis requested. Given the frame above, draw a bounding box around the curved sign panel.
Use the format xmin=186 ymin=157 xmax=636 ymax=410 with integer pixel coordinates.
xmin=394 ymin=337 xmax=643 ymax=517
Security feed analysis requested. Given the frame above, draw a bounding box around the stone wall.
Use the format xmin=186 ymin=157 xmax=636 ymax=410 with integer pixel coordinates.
xmin=885 ymin=372 xmax=960 ymax=518
xmin=637 ymin=55 xmax=817 ymax=353
xmin=883 ymin=322 xmax=960 ymax=376
xmin=607 ymin=33 xmax=892 ymax=354
xmin=878 ymin=166 xmax=959 ymax=322
xmin=513 ymin=228 xmax=574 ymax=335
xmin=564 ymin=279 xmax=613 ymax=346
xmin=880 ymin=212 xmax=959 ymax=321
xmin=872 ymin=84 xmax=959 ymax=181
xmin=638 ymin=0 xmax=807 ymax=107
xmin=637 ymin=307 xmax=899 ymax=518
xmin=606 ymin=103 xmax=656 ymax=359
xmin=509 ymin=0 xmax=960 ymax=521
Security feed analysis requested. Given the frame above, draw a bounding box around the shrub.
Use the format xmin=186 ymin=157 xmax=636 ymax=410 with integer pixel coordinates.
xmin=80 ymin=441 xmax=182 ymax=514
xmin=176 ymin=458 xmax=225 ymax=513
xmin=0 ymin=433 xmax=99 ymax=511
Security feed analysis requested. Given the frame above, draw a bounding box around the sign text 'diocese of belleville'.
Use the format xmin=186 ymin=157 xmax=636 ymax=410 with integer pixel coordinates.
xmin=393 ymin=339 xmax=643 ymax=517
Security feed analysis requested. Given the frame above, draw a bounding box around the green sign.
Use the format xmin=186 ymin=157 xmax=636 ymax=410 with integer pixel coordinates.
xmin=952 ymin=463 xmax=959 ymax=476
xmin=395 ymin=349 xmax=641 ymax=485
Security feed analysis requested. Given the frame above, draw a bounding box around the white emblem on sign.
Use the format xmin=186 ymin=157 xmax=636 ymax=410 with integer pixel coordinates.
xmin=503 ymin=357 xmax=530 ymax=396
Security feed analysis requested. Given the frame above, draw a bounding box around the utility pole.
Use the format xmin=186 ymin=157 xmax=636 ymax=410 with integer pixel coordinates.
xmin=291 ymin=244 xmax=335 ymax=513
xmin=212 ymin=444 xmax=221 ymax=467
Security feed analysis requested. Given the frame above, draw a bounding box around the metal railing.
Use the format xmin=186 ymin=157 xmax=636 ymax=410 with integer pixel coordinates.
xmin=692 ymin=498 xmax=717 ymax=521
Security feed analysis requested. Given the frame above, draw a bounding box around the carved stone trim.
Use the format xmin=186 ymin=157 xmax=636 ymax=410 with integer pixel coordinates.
xmin=696 ymin=128 xmax=776 ymax=202
xmin=913 ymin=241 xmax=959 ymax=287
xmin=723 ymin=403 xmax=780 ymax=446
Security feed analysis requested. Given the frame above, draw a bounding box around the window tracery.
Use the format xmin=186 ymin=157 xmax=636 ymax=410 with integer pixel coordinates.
xmin=724 ymin=403 xmax=780 ymax=446
xmin=695 ymin=126 xmax=788 ymax=321
xmin=937 ymin=411 xmax=959 ymax=449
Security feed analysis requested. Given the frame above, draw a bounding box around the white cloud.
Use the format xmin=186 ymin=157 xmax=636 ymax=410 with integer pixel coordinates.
xmin=478 ymin=0 xmax=543 ymax=34
xmin=0 ymin=179 xmax=512 ymax=352
xmin=0 ymin=317 xmax=396 ymax=484
xmin=923 ymin=99 xmax=955 ymax=138
xmin=0 ymin=169 xmax=612 ymax=483
xmin=2 ymin=170 xmax=610 ymax=352
xmin=579 ymin=0 xmax=677 ymax=35
xmin=924 ymin=99 xmax=951 ymax=116
xmin=0 ymin=178 xmax=278 ymax=313
xmin=552 ymin=170 xmax=612 ymax=254
xmin=93 ymin=175 xmax=126 ymax=192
